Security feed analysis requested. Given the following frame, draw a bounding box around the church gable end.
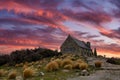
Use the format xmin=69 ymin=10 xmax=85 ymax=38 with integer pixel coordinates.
xmin=60 ymin=35 xmax=79 ymax=54
xmin=60 ymin=35 xmax=94 ymax=56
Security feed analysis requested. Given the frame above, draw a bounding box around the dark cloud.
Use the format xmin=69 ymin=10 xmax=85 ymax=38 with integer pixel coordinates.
xmin=74 ymin=31 xmax=88 ymax=36
xmin=100 ymin=27 xmax=120 ymax=39
xmin=61 ymin=9 xmax=111 ymax=25
xmin=0 ymin=26 xmax=66 ymax=47
xmin=5 ymin=0 xmax=63 ymax=10
xmin=110 ymin=0 xmax=120 ymax=17
xmin=94 ymin=43 xmax=120 ymax=55
xmin=86 ymin=35 xmax=99 ymax=39
xmin=72 ymin=0 xmax=94 ymax=11
xmin=110 ymin=0 xmax=120 ymax=8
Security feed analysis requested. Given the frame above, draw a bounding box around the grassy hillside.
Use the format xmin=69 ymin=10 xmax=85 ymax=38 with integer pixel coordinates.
xmin=0 ymin=54 xmax=96 ymax=80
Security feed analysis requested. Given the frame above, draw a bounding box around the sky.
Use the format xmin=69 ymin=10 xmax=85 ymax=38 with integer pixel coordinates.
xmin=0 ymin=0 xmax=120 ymax=57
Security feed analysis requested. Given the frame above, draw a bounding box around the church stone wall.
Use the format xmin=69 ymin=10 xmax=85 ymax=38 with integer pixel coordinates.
xmin=61 ymin=36 xmax=82 ymax=55
xmin=60 ymin=35 xmax=93 ymax=56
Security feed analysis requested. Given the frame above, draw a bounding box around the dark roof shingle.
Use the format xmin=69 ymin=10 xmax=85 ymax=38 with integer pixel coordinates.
xmin=70 ymin=35 xmax=91 ymax=49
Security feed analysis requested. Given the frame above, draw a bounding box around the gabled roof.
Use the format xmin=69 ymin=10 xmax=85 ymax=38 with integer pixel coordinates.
xmin=68 ymin=35 xmax=91 ymax=50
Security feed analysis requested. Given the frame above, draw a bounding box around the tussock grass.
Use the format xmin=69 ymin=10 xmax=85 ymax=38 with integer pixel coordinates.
xmin=79 ymin=63 xmax=88 ymax=70
xmin=37 ymin=65 xmax=42 ymax=69
xmin=50 ymin=57 xmax=56 ymax=61
xmin=54 ymin=59 xmax=62 ymax=67
xmin=23 ymin=67 xmax=35 ymax=79
xmin=73 ymin=59 xmax=85 ymax=69
xmin=16 ymin=63 xmax=23 ymax=67
xmin=61 ymin=59 xmax=73 ymax=67
xmin=8 ymin=70 xmax=17 ymax=79
xmin=77 ymin=59 xmax=84 ymax=63
xmin=15 ymin=64 xmax=19 ymax=67
xmin=23 ymin=64 xmax=28 ymax=70
xmin=0 ymin=69 xmax=7 ymax=77
xmin=0 ymin=54 xmax=92 ymax=80
xmin=73 ymin=62 xmax=80 ymax=69
xmin=64 ymin=64 xmax=73 ymax=70
xmin=45 ymin=61 xmax=59 ymax=72
xmin=95 ymin=61 xmax=102 ymax=68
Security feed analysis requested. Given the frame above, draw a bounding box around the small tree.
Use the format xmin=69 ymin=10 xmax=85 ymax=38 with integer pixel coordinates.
xmin=94 ymin=48 xmax=97 ymax=57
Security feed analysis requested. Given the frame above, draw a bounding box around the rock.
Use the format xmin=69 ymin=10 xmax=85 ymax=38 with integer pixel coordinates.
xmin=80 ymin=69 xmax=89 ymax=76
xmin=76 ymin=73 xmax=79 ymax=76
xmin=62 ymin=69 xmax=70 ymax=73
xmin=39 ymin=72 xmax=45 ymax=76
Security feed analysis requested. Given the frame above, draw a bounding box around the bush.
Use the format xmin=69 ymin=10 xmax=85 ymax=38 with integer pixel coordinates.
xmin=23 ymin=67 xmax=35 ymax=79
xmin=106 ymin=58 xmax=120 ymax=65
xmin=95 ymin=61 xmax=102 ymax=68
xmin=45 ymin=61 xmax=59 ymax=72
xmin=64 ymin=64 xmax=73 ymax=70
xmin=61 ymin=59 xmax=73 ymax=67
xmin=8 ymin=70 xmax=17 ymax=79
xmin=79 ymin=63 xmax=88 ymax=70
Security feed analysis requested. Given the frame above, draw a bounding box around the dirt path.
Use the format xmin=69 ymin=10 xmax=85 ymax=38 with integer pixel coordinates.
xmin=67 ymin=70 xmax=120 ymax=80
xmin=68 ymin=57 xmax=120 ymax=80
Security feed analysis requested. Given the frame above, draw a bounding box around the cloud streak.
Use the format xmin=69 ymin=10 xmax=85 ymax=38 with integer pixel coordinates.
xmin=0 ymin=0 xmax=119 ymax=57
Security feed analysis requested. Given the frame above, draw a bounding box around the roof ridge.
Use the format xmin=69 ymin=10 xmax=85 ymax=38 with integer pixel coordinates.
xmin=68 ymin=35 xmax=90 ymax=49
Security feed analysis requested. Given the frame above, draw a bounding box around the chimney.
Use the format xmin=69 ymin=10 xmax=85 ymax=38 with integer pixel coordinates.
xmin=86 ymin=42 xmax=91 ymax=48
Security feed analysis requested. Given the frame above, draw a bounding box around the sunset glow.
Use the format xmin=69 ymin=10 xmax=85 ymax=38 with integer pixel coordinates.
xmin=0 ymin=0 xmax=120 ymax=57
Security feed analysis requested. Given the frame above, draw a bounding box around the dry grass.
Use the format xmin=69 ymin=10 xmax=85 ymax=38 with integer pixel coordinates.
xmin=35 ymin=61 xmax=39 ymax=65
xmin=50 ymin=57 xmax=56 ymax=61
xmin=73 ymin=62 xmax=80 ymax=69
xmin=15 ymin=63 xmax=23 ymax=67
xmin=64 ymin=64 xmax=73 ymax=70
xmin=73 ymin=59 xmax=85 ymax=69
xmin=66 ymin=56 xmax=73 ymax=60
xmin=37 ymin=65 xmax=42 ymax=69
xmin=15 ymin=64 xmax=19 ymax=67
xmin=8 ymin=70 xmax=17 ymax=79
xmin=61 ymin=59 xmax=73 ymax=67
xmin=24 ymin=62 xmax=28 ymax=66
xmin=23 ymin=64 xmax=28 ymax=70
xmin=77 ymin=59 xmax=84 ymax=63
xmin=16 ymin=63 xmax=24 ymax=67
xmin=23 ymin=67 xmax=35 ymax=79
xmin=0 ymin=69 xmax=7 ymax=77
xmin=54 ymin=59 xmax=62 ymax=67
xmin=95 ymin=61 xmax=102 ymax=68
xmin=45 ymin=61 xmax=59 ymax=72
xmin=79 ymin=63 xmax=88 ymax=70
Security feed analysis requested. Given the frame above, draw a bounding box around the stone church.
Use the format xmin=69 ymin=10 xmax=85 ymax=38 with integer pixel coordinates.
xmin=60 ymin=35 xmax=93 ymax=56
